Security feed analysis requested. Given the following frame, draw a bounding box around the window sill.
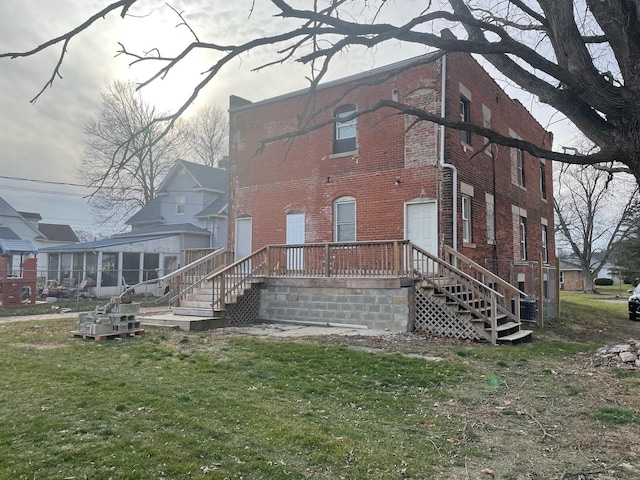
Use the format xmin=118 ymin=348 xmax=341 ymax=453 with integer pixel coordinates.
xmin=463 ymin=242 xmax=476 ymax=249
xmin=329 ymin=149 xmax=359 ymax=159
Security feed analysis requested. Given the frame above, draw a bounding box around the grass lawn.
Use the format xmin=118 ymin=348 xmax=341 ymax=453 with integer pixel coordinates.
xmin=1 ymin=290 xmax=640 ymax=479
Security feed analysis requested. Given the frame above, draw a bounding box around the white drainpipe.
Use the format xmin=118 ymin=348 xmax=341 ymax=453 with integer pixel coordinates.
xmin=440 ymin=53 xmax=458 ymax=252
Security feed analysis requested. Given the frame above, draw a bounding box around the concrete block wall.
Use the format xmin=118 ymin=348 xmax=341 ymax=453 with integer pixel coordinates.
xmin=258 ymin=278 xmax=411 ymax=331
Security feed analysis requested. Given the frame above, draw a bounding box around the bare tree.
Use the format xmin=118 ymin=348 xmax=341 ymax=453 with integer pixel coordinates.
xmin=554 ymin=164 xmax=637 ymax=293
xmin=611 ymin=200 xmax=640 ymax=285
xmin=79 ymin=80 xmax=182 ymax=226
xmin=180 ymin=105 xmax=228 ymax=168
xmin=4 ymin=1 xmax=640 ymax=187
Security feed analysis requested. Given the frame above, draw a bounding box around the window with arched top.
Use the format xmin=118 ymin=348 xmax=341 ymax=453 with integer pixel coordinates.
xmin=334 ymin=196 xmax=356 ymax=242
xmin=333 ymin=104 xmax=357 ymax=154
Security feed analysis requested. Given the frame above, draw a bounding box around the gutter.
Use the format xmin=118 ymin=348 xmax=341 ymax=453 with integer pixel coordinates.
xmin=440 ymin=53 xmax=458 ymax=252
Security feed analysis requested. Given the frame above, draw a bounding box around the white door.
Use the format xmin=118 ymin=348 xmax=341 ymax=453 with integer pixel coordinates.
xmin=406 ymin=202 xmax=438 ymax=272
xmin=286 ymin=212 xmax=305 ymax=270
xmin=235 ymin=217 xmax=252 ymax=261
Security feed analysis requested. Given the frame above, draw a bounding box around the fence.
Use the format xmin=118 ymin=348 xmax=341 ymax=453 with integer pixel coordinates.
xmin=483 ymin=258 xmax=558 ymax=324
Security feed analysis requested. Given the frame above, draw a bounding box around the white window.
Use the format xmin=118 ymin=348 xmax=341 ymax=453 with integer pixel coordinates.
xmin=460 ymin=96 xmax=471 ymax=144
xmin=540 ymin=159 xmax=547 ymax=199
xmin=542 ymin=224 xmax=549 ymax=263
xmin=517 ymin=149 xmax=525 ymax=187
xmin=462 ymin=195 xmax=472 ymax=243
xmin=334 ymin=105 xmax=357 ymax=154
xmin=334 ymin=196 xmax=356 ymax=242
xmin=176 ymin=194 xmax=185 ymax=215
xmin=520 ymin=216 xmax=527 ymax=260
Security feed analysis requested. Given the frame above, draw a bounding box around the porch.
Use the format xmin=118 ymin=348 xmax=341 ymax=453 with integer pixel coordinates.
xmin=143 ymin=240 xmax=533 ymax=345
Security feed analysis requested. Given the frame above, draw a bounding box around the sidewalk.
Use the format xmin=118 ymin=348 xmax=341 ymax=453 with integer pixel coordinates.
xmin=0 ymin=306 xmax=399 ymax=339
xmin=0 ymin=306 xmax=172 ymax=325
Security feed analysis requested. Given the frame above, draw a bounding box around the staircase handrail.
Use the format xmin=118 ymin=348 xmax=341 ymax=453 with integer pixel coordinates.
xmin=443 ymin=245 xmax=525 ymax=326
xmin=411 ymin=244 xmax=503 ymax=298
xmin=118 ymin=247 xmax=228 ymax=303
xmin=204 ymin=246 xmax=268 ymax=282
xmin=443 ymin=245 xmax=527 ymax=298
xmin=206 ymin=246 xmax=269 ymax=311
xmin=169 ymin=248 xmax=231 ymax=305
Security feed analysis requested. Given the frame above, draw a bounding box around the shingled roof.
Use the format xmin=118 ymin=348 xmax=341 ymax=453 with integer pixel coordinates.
xmin=38 ymin=223 xmax=80 ymax=242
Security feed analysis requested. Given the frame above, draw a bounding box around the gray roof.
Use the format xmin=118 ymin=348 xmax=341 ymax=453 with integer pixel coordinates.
xmin=230 ymin=51 xmax=443 ymax=113
xmin=126 ymin=196 xmax=164 ymax=225
xmin=0 ymin=196 xmax=21 ymax=218
xmin=196 ymin=192 xmax=228 ymax=218
xmin=181 ymin=160 xmax=228 ymax=192
xmin=38 ymin=233 xmax=176 ymax=253
xmin=559 ymin=258 xmax=582 ymax=271
xmin=38 ymin=223 xmax=80 ymax=242
xmin=116 ymin=223 xmax=211 ymax=238
xmin=0 ymin=238 xmax=37 ymax=255
xmin=0 ymin=226 xmax=21 ymax=240
xmin=18 ymin=211 xmax=42 ymax=221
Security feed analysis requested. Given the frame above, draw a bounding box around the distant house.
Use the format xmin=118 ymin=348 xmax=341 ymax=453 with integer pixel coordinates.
xmin=558 ymin=258 xmax=583 ymax=291
xmin=559 ymin=252 xmax=623 ymax=291
xmin=39 ymin=160 xmax=228 ymax=297
xmin=0 ymin=196 xmax=78 ymax=277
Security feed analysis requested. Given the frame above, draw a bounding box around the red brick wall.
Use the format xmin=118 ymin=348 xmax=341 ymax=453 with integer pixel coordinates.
xmin=228 ymin=51 xmax=555 ymax=268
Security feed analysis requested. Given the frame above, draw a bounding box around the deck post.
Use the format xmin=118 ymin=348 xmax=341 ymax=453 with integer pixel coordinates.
xmin=393 ymin=241 xmax=399 ymax=276
xmin=265 ymin=246 xmax=271 ymax=276
xmin=219 ymin=271 xmax=226 ymax=312
xmin=325 ymin=243 xmax=330 ymax=277
xmin=490 ymin=292 xmax=498 ymax=345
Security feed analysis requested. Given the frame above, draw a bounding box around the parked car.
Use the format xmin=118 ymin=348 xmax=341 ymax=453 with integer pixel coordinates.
xmin=628 ymin=284 xmax=640 ymax=321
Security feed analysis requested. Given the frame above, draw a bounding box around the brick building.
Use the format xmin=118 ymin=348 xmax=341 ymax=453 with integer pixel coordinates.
xmin=227 ymin=47 xmax=555 ymax=275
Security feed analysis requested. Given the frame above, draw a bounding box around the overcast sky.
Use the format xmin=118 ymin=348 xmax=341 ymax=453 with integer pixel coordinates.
xmin=0 ymin=0 xmax=575 ymax=235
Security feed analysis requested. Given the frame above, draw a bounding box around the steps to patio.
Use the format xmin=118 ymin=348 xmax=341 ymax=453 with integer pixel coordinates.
xmin=423 ymin=281 xmax=532 ymax=345
xmin=138 ymin=312 xmax=229 ymax=331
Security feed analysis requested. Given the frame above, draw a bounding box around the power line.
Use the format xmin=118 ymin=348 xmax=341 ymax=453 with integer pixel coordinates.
xmin=0 ymin=184 xmax=89 ymax=197
xmin=0 ymin=174 xmax=88 ymax=188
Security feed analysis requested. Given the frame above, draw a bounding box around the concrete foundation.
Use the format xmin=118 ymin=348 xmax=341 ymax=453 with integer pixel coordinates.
xmin=258 ymin=277 xmax=412 ymax=332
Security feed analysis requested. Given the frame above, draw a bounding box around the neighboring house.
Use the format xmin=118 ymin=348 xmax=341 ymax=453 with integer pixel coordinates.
xmin=19 ymin=211 xmax=81 ymax=278
xmin=558 ymin=258 xmax=583 ymax=291
xmin=127 ymin=159 xmax=228 ymax=248
xmin=0 ymin=196 xmax=78 ymax=277
xmin=558 ymin=252 xmax=623 ymax=291
xmin=228 ymin=43 xmax=555 ymax=284
xmin=39 ymin=160 xmax=229 ymax=297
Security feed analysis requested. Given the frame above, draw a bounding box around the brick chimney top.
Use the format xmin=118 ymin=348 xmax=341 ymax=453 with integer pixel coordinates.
xmin=440 ymin=28 xmax=457 ymax=40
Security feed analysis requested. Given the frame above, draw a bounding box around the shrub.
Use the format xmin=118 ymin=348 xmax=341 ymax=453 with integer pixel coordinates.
xmin=594 ymin=277 xmax=614 ymax=286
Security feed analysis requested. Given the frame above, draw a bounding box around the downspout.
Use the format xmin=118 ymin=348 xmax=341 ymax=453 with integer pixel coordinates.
xmin=440 ymin=53 xmax=458 ymax=252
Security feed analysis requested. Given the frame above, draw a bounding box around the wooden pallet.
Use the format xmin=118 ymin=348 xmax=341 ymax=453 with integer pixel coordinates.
xmin=71 ymin=329 xmax=145 ymax=341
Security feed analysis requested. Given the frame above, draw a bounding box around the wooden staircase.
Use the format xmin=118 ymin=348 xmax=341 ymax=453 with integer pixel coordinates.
xmin=425 ymin=281 xmax=532 ymax=344
xmin=412 ymin=244 xmax=532 ymax=344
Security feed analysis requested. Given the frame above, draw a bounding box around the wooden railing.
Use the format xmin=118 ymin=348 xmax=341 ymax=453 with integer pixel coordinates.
xmin=410 ymin=244 xmax=507 ymax=343
xmin=205 ymin=241 xmax=411 ymax=311
xmin=207 ymin=247 xmax=269 ymax=311
xmin=116 ymin=248 xmax=232 ymax=305
xmin=443 ymin=245 xmax=526 ymax=320
xmin=265 ymin=240 xmax=410 ymax=277
xmin=202 ymin=241 xmax=521 ymax=344
xmin=170 ymin=248 xmax=233 ymax=307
